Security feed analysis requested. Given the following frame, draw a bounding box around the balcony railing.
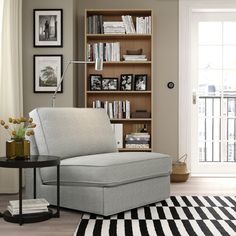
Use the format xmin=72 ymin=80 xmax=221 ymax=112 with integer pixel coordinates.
xmin=198 ymin=96 xmax=236 ymax=163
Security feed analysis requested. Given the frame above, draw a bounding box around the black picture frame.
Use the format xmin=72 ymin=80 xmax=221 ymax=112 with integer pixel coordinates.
xmin=90 ymin=74 xmax=102 ymax=90
xmin=34 ymin=9 xmax=63 ymax=47
xmin=134 ymin=74 xmax=148 ymax=91
xmin=34 ymin=55 xmax=63 ymax=93
xmin=102 ymin=78 xmax=118 ymax=91
xmin=120 ymin=74 xmax=133 ymax=91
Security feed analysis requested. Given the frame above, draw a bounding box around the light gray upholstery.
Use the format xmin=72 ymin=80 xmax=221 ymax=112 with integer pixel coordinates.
xmin=30 ymin=108 xmax=117 ymax=160
xmin=25 ymin=108 xmax=171 ymax=216
xmin=40 ymin=152 xmax=171 ymax=187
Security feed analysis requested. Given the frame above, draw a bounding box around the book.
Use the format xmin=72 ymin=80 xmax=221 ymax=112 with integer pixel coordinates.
xmin=8 ymin=198 xmax=49 ymax=216
xmin=9 ymin=198 xmax=49 ymax=208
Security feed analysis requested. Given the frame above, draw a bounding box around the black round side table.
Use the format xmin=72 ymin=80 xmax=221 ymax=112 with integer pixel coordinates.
xmin=0 ymin=155 xmax=60 ymax=225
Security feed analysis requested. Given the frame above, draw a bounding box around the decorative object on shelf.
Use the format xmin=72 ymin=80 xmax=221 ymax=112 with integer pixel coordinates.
xmin=102 ymin=78 xmax=118 ymax=91
xmin=52 ymin=58 xmax=103 ymax=107
xmin=171 ymin=154 xmax=190 ymax=183
xmin=34 ymin=9 xmax=63 ymax=47
xmin=134 ymin=74 xmax=147 ymax=91
xmin=90 ymin=74 xmax=102 ymax=90
xmin=0 ymin=117 xmax=36 ymax=159
xmin=34 ymin=55 xmax=63 ymax=93
xmin=131 ymin=110 xmax=151 ymax=118
xmin=111 ymin=124 xmax=123 ymax=148
xmin=126 ymin=48 xmax=143 ymax=55
xmin=120 ymin=74 xmax=133 ymax=91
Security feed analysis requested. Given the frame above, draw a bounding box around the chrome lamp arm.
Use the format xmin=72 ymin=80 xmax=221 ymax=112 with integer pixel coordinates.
xmin=51 ymin=59 xmax=103 ymax=107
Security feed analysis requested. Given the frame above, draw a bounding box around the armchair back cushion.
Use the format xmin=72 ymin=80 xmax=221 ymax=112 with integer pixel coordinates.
xmin=29 ymin=108 xmax=117 ymax=159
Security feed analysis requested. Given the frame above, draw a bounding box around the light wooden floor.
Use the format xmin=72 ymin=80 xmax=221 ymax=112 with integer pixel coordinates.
xmin=0 ymin=177 xmax=235 ymax=236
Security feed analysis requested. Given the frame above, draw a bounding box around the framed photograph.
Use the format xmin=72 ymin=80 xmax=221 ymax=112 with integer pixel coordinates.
xmin=120 ymin=74 xmax=133 ymax=91
xmin=90 ymin=74 xmax=102 ymax=90
xmin=34 ymin=9 xmax=63 ymax=47
xmin=102 ymin=78 xmax=118 ymax=91
xmin=34 ymin=55 xmax=63 ymax=93
xmin=134 ymin=74 xmax=148 ymax=91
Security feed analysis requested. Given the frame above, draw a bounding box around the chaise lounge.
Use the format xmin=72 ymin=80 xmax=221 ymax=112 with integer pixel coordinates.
xmin=25 ymin=108 xmax=171 ymax=216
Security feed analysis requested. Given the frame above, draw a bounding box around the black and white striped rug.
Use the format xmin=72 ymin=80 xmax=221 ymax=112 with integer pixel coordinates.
xmin=74 ymin=196 xmax=236 ymax=236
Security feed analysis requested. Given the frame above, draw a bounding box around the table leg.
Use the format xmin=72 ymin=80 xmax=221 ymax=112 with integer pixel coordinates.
xmin=19 ymin=168 xmax=23 ymax=225
xmin=33 ymin=168 xmax=36 ymax=199
xmin=56 ymin=164 xmax=60 ymax=217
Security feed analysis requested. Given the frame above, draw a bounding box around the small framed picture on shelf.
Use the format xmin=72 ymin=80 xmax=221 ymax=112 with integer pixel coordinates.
xmin=134 ymin=74 xmax=148 ymax=91
xmin=120 ymin=74 xmax=133 ymax=91
xmin=34 ymin=9 xmax=63 ymax=47
xmin=102 ymin=78 xmax=118 ymax=91
xmin=34 ymin=55 xmax=63 ymax=93
xmin=90 ymin=74 xmax=102 ymax=90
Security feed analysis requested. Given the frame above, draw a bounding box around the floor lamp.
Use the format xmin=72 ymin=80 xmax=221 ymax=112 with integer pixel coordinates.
xmin=52 ymin=58 xmax=103 ymax=107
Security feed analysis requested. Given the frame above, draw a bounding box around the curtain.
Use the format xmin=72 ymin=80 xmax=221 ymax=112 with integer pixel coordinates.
xmin=0 ymin=0 xmax=23 ymax=193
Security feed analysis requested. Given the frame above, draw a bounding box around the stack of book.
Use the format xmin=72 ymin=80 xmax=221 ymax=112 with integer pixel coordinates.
xmin=103 ymin=21 xmax=126 ymax=34
xmin=125 ymin=132 xmax=150 ymax=149
xmin=92 ymin=100 xmax=131 ymax=119
xmin=87 ymin=42 xmax=120 ymax=62
xmin=121 ymin=15 xmax=136 ymax=34
xmin=87 ymin=15 xmax=104 ymax=34
xmin=7 ymin=198 xmax=49 ymax=216
xmin=123 ymin=54 xmax=147 ymax=61
xmin=136 ymin=16 xmax=152 ymax=34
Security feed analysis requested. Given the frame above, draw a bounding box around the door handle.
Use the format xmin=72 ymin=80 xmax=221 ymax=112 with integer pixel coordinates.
xmin=192 ymin=91 xmax=197 ymax=104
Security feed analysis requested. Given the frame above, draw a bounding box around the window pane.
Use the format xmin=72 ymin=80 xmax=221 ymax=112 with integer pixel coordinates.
xmin=223 ymin=70 xmax=236 ymax=95
xmin=223 ymin=46 xmax=236 ymax=69
xmin=199 ymin=46 xmax=222 ymax=69
xmin=198 ymin=69 xmax=222 ymax=95
xmin=223 ymin=22 xmax=236 ymax=45
xmin=227 ymin=98 xmax=236 ymax=117
xmin=199 ymin=22 xmax=222 ymax=45
xmin=198 ymin=117 xmax=205 ymax=141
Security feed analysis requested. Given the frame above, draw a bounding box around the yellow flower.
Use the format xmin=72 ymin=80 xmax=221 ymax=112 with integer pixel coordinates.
xmin=12 ymin=131 xmax=16 ymax=136
xmin=9 ymin=117 xmax=13 ymax=123
xmin=30 ymin=130 xmax=34 ymax=135
xmin=4 ymin=125 xmax=9 ymax=129
xmin=16 ymin=119 xmax=21 ymax=124
xmin=28 ymin=118 xmax=33 ymax=123
xmin=0 ymin=120 xmax=5 ymax=126
xmin=29 ymin=123 xmax=36 ymax=128
xmin=12 ymin=119 xmax=17 ymax=124
xmin=20 ymin=117 xmax=27 ymax=122
xmin=26 ymin=131 xmax=31 ymax=136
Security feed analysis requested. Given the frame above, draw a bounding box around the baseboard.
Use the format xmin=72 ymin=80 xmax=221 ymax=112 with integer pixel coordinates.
xmin=191 ymin=173 xmax=236 ymax=178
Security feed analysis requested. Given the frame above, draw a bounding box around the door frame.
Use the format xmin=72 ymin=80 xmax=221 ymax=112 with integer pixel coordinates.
xmin=179 ymin=0 xmax=236 ymax=177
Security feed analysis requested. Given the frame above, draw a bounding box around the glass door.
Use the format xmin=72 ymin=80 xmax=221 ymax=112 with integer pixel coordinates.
xmin=191 ymin=12 xmax=236 ymax=175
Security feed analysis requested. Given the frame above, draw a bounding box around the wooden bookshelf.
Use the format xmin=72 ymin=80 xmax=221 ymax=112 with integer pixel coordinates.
xmin=85 ymin=9 xmax=153 ymax=151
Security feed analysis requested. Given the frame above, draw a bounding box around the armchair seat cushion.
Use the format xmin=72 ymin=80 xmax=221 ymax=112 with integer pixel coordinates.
xmin=40 ymin=152 xmax=171 ymax=187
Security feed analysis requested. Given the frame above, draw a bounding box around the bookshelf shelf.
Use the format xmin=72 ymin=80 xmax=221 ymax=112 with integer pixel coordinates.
xmin=87 ymin=61 xmax=152 ymax=66
xmin=87 ymin=34 xmax=152 ymax=39
xmin=86 ymin=91 xmax=151 ymax=94
xmin=111 ymin=118 xmax=152 ymax=122
xmin=85 ymin=9 xmax=153 ymax=152
xmin=118 ymin=148 xmax=152 ymax=152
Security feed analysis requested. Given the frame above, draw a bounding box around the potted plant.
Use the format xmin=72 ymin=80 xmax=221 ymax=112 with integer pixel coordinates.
xmin=0 ymin=117 xmax=36 ymax=159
